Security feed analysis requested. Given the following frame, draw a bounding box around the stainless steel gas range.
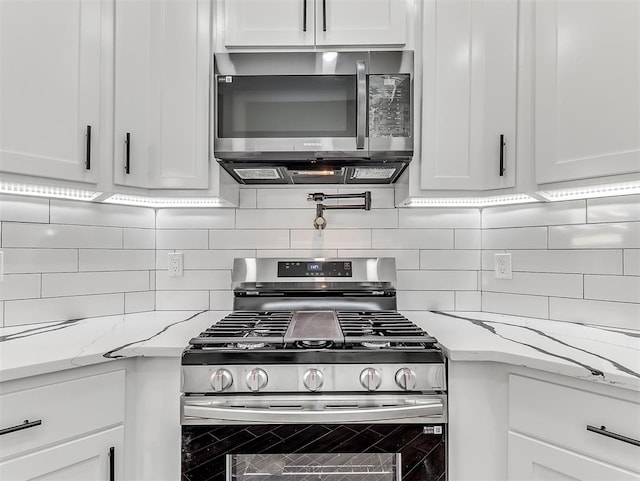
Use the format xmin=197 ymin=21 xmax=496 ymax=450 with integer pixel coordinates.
xmin=181 ymin=258 xmax=447 ymax=481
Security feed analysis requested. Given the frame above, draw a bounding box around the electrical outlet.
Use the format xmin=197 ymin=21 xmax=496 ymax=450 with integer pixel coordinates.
xmin=494 ymin=253 xmax=512 ymax=279
xmin=168 ymin=252 xmax=184 ymax=277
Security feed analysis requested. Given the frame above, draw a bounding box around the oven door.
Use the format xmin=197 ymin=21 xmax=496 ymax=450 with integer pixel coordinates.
xmin=181 ymin=395 xmax=447 ymax=481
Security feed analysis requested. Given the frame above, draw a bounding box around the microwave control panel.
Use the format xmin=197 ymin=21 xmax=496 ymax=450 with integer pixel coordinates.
xmin=369 ymin=74 xmax=411 ymax=138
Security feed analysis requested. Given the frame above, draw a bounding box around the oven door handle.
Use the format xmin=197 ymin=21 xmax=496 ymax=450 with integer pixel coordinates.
xmin=183 ymin=399 xmax=444 ymax=423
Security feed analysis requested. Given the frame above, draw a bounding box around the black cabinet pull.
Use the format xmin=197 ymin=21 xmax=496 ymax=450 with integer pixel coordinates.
xmin=0 ymin=419 xmax=42 ymax=436
xmin=124 ymin=133 xmax=131 ymax=174
xmin=85 ymin=125 xmax=92 ymax=170
xmin=302 ymin=0 xmax=307 ymax=31
xmin=109 ymin=446 xmax=115 ymax=481
xmin=322 ymin=0 xmax=327 ymax=31
xmin=587 ymin=425 xmax=640 ymax=447
xmin=499 ymin=134 xmax=505 ymax=176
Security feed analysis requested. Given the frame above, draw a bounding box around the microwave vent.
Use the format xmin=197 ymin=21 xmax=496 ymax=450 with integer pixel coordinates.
xmin=234 ymin=168 xmax=282 ymax=180
xmin=351 ymin=167 xmax=397 ymax=180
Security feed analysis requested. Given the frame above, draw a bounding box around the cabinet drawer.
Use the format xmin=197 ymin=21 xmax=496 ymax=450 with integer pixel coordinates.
xmin=509 ymin=374 xmax=640 ymax=473
xmin=0 ymin=370 xmax=125 ymax=460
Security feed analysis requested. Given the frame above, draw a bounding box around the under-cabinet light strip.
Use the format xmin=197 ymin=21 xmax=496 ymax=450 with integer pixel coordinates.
xmin=402 ymin=194 xmax=537 ymax=207
xmin=536 ymin=181 xmax=640 ymax=201
xmin=102 ymin=194 xmax=223 ymax=208
xmin=0 ymin=181 xmax=102 ymax=201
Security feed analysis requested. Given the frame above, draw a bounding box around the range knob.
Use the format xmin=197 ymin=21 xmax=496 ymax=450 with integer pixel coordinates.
xmin=395 ymin=368 xmax=417 ymax=391
xmin=302 ymin=368 xmax=324 ymax=392
xmin=210 ymin=368 xmax=233 ymax=392
xmin=360 ymin=368 xmax=382 ymax=391
xmin=245 ymin=368 xmax=268 ymax=392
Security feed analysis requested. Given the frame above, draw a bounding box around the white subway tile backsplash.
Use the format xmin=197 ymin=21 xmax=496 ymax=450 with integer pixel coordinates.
xmin=156 ymin=270 xmax=230 ymax=291
xmin=239 ymin=189 xmax=257 ymax=209
xmin=4 ymin=293 xmax=124 ymax=326
xmin=420 ymin=250 xmax=480 ymax=270
xmin=211 ymin=229 xmax=290 ymax=249
xmin=42 ymin=271 xmax=149 ymax=297
xmin=455 ymin=291 xmax=481 ymax=311
xmin=156 ymin=208 xmax=235 ymax=229
xmin=399 ymin=208 xmax=480 ymax=229
xmin=372 ymin=229 xmax=453 ymax=249
xmin=0 ymin=195 xmax=49 ymax=223
xmin=0 ymin=301 xmax=4 ymax=327
xmin=124 ymin=228 xmax=155 ymax=249
xmin=257 ymin=188 xmax=338 ymax=209
xmin=549 ymin=297 xmax=640 ymax=329
xmin=491 ymin=249 xmax=623 ymax=275
xmin=257 ymin=249 xmax=338 ymax=259
xmin=337 ymin=250 xmax=419 ymax=270
xmin=455 ymin=229 xmax=481 ymax=249
xmin=236 ymin=209 xmax=312 ymax=229
xmin=549 ymin=222 xmax=640 ymax=249
xmin=157 ymin=229 xmax=208 ymax=250
xmin=624 ymin=250 xmax=640 ymax=275
xmin=397 ymin=291 xmax=455 ymax=311
xmin=0 ymin=274 xmax=40 ymax=301
xmin=482 ymin=227 xmax=548 ymax=249
xmin=480 ymin=250 xmax=505 ymax=270
xmin=79 ymin=249 xmax=155 ymax=272
xmin=3 ymin=223 xmax=122 ymax=248
xmin=482 ymin=271 xmax=583 ymax=298
xmin=2 ymin=248 xmax=78 ymax=274
xmin=291 ymin=229 xmax=370 ymax=249
xmin=482 ymin=201 xmax=585 ymax=228
xmin=50 ymin=200 xmax=154 ymax=228
xmin=156 ymin=249 xmax=256 ymax=270
xmin=125 ymin=291 xmax=155 ymax=313
xmin=587 ymin=194 xmax=640 ymax=223
xmin=156 ymin=290 xmax=209 ymax=310
xmin=210 ymin=290 xmax=233 ymax=311
xmin=397 ymin=270 xmax=477 ymax=291
xmin=482 ymin=292 xmax=549 ymax=319
xmin=584 ymin=275 xmax=640 ymax=303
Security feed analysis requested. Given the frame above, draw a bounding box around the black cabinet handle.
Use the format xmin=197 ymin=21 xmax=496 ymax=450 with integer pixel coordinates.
xmin=124 ymin=133 xmax=131 ymax=174
xmin=85 ymin=125 xmax=92 ymax=170
xmin=322 ymin=0 xmax=327 ymax=31
xmin=0 ymin=419 xmax=42 ymax=436
xmin=109 ymin=446 xmax=115 ymax=481
xmin=587 ymin=425 xmax=640 ymax=447
xmin=499 ymin=134 xmax=505 ymax=176
xmin=302 ymin=0 xmax=307 ymax=31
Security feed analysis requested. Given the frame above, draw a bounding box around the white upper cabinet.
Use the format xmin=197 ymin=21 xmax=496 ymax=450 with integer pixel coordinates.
xmin=222 ymin=0 xmax=407 ymax=48
xmin=0 ymin=0 xmax=104 ymax=184
xmin=114 ymin=0 xmax=210 ymax=189
xmin=534 ymin=0 xmax=640 ymax=185
xmin=420 ymin=0 xmax=518 ymax=191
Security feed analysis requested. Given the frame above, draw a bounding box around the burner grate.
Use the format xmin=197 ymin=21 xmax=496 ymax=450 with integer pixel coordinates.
xmin=338 ymin=311 xmax=437 ymax=348
xmin=188 ymin=311 xmax=292 ymax=347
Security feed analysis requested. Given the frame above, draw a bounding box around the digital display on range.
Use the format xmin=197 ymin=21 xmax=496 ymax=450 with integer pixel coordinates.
xmin=278 ymin=261 xmax=352 ymax=277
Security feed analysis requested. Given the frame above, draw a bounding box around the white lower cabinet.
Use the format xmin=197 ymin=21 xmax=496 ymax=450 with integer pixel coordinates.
xmin=0 ymin=427 xmax=123 ymax=481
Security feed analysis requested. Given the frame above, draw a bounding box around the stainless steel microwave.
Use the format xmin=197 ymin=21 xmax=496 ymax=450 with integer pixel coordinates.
xmin=212 ymin=51 xmax=413 ymax=184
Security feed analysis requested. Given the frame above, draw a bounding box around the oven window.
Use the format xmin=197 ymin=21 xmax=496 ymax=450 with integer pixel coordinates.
xmin=228 ymin=453 xmax=400 ymax=480
xmin=217 ymin=76 xmax=356 ymax=138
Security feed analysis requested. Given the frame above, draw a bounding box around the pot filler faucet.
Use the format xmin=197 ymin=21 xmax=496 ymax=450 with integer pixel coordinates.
xmin=307 ymin=191 xmax=371 ymax=229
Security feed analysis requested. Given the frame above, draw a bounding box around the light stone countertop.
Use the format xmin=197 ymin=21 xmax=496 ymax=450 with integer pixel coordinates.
xmin=1 ymin=310 xmax=638 ymax=391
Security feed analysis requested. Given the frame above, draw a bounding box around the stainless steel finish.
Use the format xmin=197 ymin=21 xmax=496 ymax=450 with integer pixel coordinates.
xmin=360 ymin=368 xmax=382 ymax=391
xmin=356 ymin=59 xmax=367 ymax=150
xmin=245 ymin=368 xmax=268 ymax=392
xmin=395 ymin=368 xmax=417 ymax=391
xmin=302 ymin=368 xmax=324 ymax=392
xmin=231 ymin=257 xmax=397 ymax=289
xmin=284 ymin=311 xmax=342 ymax=343
xmin=210 ymin=369 xmax=233 ymax=392
xmin=182 ymin=394 xmax=447 ymax=425
xmin=182 ymin=363 xmax=446 ymax=394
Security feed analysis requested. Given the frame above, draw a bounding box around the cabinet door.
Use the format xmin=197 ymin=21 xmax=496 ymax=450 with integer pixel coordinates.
xmin=509 ymin=432 xmax=640 ymax=481
xmin=534 ymin=0 xmax=640 ymax=184
xmin=316 ymin=0 xmax=407 ymax=46
xmin=114 ymin=0 xmax=209 ymax=189
xmin=0 ymin=0 xmax=102 ymax=184
xmin=224 ymin=0 xmax=314 ymax=47
xmin=0 ymin=427 xmax=123 ymax=481
xmin=420 ymin=0 xmax=517 ymax=191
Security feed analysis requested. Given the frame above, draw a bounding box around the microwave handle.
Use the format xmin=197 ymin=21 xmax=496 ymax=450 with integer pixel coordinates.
xmin=356 ymin=60 xmax=366 ymax=150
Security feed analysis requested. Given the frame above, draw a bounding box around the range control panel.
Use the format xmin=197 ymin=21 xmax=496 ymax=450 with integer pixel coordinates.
xmin=277 ymin=261 xmax=353 ymax=278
